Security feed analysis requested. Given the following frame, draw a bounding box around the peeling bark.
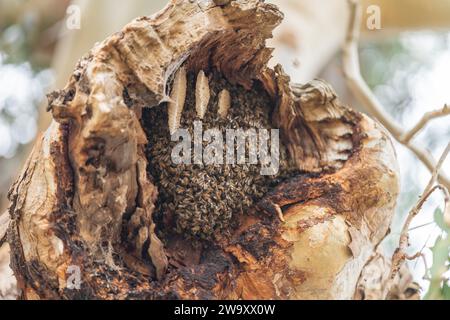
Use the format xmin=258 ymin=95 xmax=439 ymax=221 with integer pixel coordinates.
xmin=3 ymin=0 xmax=405 ymax=300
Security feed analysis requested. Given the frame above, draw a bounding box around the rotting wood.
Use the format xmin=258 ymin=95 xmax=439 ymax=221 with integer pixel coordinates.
xmin=2 ymin=0 xmax=416 ymax=300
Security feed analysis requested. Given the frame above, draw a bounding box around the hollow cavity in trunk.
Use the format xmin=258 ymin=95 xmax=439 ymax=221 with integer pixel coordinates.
xmin=142 ymin=69 xmax=298 ymax=240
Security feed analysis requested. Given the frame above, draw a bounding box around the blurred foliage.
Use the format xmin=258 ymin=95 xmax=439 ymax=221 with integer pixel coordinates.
xmin=0 ymin=0 xmax=68 ymax=212
xmin=359 ymin=32 xmax=450 ymax=299
xmin=423 ymin=208 xmax=450 ymax=299
xmin=0 ymin=0 xmax=69 ymax=68
xmin=0 ymin=0 xmax=66 ymax=159
xmin=424 ymin=219 xmax=450 ymax=300
xmin=360 ymin=32 xmax=450 ymax=123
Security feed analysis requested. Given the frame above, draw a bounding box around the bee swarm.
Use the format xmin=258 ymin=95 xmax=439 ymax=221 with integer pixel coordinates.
xmin=143 ymin=70 xmax=295 ymax=240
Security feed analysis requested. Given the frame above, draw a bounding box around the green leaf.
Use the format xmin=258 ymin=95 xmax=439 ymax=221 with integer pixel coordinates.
xmin=434 ymin=207 xmax=450 ymax=232
xmin=424 ymin=235 xmax=450 ymax=300
xmin=443 ymin=283 xmax=450 ymax=300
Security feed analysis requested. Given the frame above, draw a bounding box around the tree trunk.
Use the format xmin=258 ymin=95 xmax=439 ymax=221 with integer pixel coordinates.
xmin=2 ymin=0 xmax=415 ymax=300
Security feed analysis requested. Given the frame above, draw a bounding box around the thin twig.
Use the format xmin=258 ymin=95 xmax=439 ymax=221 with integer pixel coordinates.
xmin=408 ymin=221 xmax=434 ymax=232
xmin=343 ymin=0 xmax=450 ymax=190
xmin=400 ymin=104 xmax=450 ymax=144
xmin=412 ymin=227 xmax=435 ymax=271
xmin=389 ymin=143 xmax=450 ymax=283
xmin=406 ymin=252 xmax=430 ymax=280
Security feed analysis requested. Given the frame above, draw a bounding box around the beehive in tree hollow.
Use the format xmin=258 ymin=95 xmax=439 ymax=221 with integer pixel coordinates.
xmin=3 ymin=0 xmax=403 ymax=300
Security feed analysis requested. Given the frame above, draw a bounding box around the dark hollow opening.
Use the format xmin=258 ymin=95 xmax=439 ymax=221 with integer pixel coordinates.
xmin=141 ymin=69 xmax=299 ymax=243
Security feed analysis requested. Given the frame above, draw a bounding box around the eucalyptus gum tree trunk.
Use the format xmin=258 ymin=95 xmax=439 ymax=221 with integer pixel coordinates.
xmin=1 ymin=0 xmax=416 ymax=300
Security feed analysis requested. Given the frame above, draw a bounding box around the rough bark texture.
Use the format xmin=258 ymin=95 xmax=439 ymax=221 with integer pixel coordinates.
xmin=2 ymin=0 xmax=411 ymax=300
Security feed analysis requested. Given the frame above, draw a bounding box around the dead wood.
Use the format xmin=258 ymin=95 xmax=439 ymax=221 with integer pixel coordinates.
xmin=3 ymin=0 xmax=401 ymax=300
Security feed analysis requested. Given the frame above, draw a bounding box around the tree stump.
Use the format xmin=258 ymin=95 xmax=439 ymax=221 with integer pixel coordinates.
xmin=2 ymin=0 xmax=405 ymax=300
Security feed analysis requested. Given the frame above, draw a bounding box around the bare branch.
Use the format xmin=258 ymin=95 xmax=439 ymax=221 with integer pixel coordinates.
xmin=389 ymin=142 xmax=450 ymax=283
xmin=343 ymin=0 xmax=450 ymax=190
xmin=400 ymin=104 xmax=450 ymax=144
xmin=406 ymin=252 xmax=430 ymax=280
